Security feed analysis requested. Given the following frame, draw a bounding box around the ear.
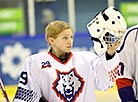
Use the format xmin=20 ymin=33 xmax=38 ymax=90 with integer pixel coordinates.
xmin=47 ymin=37 xmax=55 ymax=45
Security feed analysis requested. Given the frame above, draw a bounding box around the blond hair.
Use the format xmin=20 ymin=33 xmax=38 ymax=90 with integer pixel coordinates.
xmin=45 ymin=20 xmax=73 ymax=40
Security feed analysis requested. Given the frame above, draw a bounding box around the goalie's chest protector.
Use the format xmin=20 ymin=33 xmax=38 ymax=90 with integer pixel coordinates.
xmin=31 ymin=51 xmax=96 ymax=102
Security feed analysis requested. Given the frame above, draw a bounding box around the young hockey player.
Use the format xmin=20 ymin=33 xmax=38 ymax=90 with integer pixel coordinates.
xmin=13 ymin=6 xmax=126 ymax=102
xmin=116 ymin=25 xmax=138 ymax=102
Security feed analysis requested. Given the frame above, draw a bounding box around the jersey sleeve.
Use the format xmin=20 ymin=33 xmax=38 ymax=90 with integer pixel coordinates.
xmin=93 ymin=52 xmax=121 ymax=90
xmin=116 ymin=78 xmax=135 ymax=101
xmin=13 ymin=57 xmax=42 ymax=102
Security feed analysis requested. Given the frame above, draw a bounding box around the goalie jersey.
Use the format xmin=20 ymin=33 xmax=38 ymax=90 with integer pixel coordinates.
xmin=13 ymin=51 xmax=120 ymax=102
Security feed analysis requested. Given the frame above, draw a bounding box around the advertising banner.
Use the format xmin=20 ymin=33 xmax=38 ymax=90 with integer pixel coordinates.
xmin=120 ymin=2 xmax=138 ymax=27
xmin=0 ymin=7 xmax=25 ymax=35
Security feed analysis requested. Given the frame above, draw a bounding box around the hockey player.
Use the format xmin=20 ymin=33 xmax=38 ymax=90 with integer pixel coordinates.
xmin=116 ymin=25 xmax=138 ymax=102
xmin=13 ymin=6 xmax=125 ymax=102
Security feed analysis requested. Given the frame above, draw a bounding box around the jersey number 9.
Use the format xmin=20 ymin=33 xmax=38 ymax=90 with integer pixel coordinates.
xmin=19 ymin=71 xmax=28 ymax=85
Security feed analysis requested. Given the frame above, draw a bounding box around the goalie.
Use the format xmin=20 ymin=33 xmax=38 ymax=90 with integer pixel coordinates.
xmin=13 ymin=6 xmax=125 ymax=102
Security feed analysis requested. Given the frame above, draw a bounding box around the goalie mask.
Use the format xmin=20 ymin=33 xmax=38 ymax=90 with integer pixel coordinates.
xmin=87 ymin=6 xmax=127 ymax=56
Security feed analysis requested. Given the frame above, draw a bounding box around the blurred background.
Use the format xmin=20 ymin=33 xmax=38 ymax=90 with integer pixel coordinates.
xmin=0 ymin=0 xmax=138 ymax=101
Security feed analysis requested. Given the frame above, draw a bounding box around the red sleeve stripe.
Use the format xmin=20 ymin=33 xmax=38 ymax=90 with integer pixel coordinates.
xmin=116 ymin=78 xmax=133 ymax=89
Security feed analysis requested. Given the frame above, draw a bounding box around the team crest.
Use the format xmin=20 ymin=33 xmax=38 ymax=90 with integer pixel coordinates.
xmin=52 ymin=68 xmax=85 ymax=102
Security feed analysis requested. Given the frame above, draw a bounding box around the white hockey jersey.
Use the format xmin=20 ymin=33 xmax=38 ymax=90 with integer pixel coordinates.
xmin=13 ymin=51 xmax=120 ymax=102
xmin=117 ymin=25 xmax=138 ymax=100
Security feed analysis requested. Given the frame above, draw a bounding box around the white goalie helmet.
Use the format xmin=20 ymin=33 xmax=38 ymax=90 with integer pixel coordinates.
xmin=87 ymin=6 xmax=127 ymax=56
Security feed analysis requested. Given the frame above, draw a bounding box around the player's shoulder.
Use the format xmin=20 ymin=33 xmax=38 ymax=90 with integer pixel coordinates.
xmin=117 ymin=25 xmax=138 ymax=53
xmin=27 ymin=51 xmax=49 ymax=61
xmin=126 ymin=25 xmax=138 ymax=32
xmin=125 ymin=25 xmax=138 ymax=38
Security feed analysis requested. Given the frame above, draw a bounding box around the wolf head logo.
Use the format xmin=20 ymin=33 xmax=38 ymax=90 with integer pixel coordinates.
xmin=52 ymin=68 xmax=85 ymax=102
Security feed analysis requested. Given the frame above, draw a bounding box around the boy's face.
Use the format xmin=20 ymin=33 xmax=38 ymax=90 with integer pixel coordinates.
xmin=50 ymin=29 xmax=74 ymax=56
